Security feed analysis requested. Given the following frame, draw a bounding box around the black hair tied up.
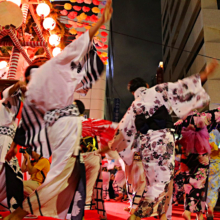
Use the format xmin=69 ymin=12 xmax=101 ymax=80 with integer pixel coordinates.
xmin=128 ymin=77 xmax=147 ymax=93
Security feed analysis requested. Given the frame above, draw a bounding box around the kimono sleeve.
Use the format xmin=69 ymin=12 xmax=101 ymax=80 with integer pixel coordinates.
xmin=167 ymin=74 xmax=210 ymax=118
xmin=109 ymin=104 xmax=137 ymax=165
xmin=2 ymin=85 xmax=21 ymax=117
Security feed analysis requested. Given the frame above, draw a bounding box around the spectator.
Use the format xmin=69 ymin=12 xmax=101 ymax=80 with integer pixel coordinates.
xmin=21 ymin=149 xmax=50 ymax=197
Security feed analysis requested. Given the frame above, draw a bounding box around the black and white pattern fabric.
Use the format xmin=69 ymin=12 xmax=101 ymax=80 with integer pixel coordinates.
xmin=0 ymin=127 xmax=15 ymax=139
xmin=90 ymin=162 xmax=106 ymax=218
xmin=44 ymin=104 xmax=79 ymax=126
xmin=75 ymin=44 xmax=104 ymax=96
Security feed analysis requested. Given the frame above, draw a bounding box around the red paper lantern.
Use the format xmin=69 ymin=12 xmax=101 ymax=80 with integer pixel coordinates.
xmin=101 ymin=31 xmax=108 ymax=37
xmin=65 ymin=24 xmax=72 ymax=28
xmin=68 ymin=11 xmax=78 ymax=19
xmin=90 ymin=14 xmax=98 ymax=22
xmin=93 ymin=0 xmax=99 ymax=6
xmin=101 ymin=57 xmax=108 ymax=62
xmin=102 ymin=45 xmax=108 ymax=50
xmin=82 ymin=6 xmax=90 ymax=12
xmin=84 ymin=0 xmax=92 ymax=4
xmin=101 ymin=38 xmax=107 ymax=43
xmin=60 ymin=9 xmax=68 ymax=16
xmin=85 ymin=16 xmax=91 ymax=21
xmin=100 ymin=8 xmax=104 ymax=14
xmin=97 ymin=51 xmax=102 ymax=55
xmin=73 ymin=6 xmax=82 ymax=11
xmin=77 ymin=0 xmax=84 ymax=3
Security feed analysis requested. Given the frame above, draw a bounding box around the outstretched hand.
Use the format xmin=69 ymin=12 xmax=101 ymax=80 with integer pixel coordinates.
xmin=101 ymin=0 xmax=113 ymax=24
xmin=200 ymin=59 xmax=219 ymax=82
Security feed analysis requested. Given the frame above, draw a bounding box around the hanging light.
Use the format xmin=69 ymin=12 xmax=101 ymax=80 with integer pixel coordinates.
xmin=49 ymin=34 xmax=60 ymax=46
xmin=43 ymin=17 xmax=56 ymax=31
xmin=0 ymin=61 xmax=8 ymax=70
xmin=52 ymin=47 xmax=61 ymax=57
xmin=36 ymin=3 xmax=50 ymax=17
xmin=7 ymin=0 xmax=21 ymax=7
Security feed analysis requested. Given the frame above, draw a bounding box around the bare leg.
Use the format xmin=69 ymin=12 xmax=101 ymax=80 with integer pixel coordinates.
xmin=207 ymin=206 xmax=214 ymax=219
xmin=182 ymin=210 xmax=191 ymax=220
xmin=196 ymin=212 xmax=204 ymax=220
xmin=3 ymin=207 xmax=28 ymax=220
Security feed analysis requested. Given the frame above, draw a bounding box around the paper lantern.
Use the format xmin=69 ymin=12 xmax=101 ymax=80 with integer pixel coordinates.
xmin=83 ymin=6 xmax=90 ymax=12
xmin=43 ymin=17 xmax=56 ymax=31
xmin=0 ymin=61 xmax=8 ymax=70
xmin=64 ymin=3 xmax=72 ymax=10
xmin=90 ymin=15 xmax=98 ymax=22
xmin=7 ymin=0 xmax=21 ymax=7
xmin=73 ymin=6 xmax=82 ymax=11
xmin=52 ymin=47 xmax=61 ymax=57
xmin=97 ymin=51 xmax=102 ymax=56
xmin=93 ymin=0 xmax=100 ymax=6
xmin=84 ymin=25 xmax=91 ymax=30
xmin=100 ymin=8 xmax=104 ymax=14
xmin=68 ymin=11 xmax=78 ymax=19
xmin=101 ymin=38 xmax=107 ymax=43
xmin=103 ymin=45 xmax=108 ymax=50
xmin=77 ymin=0 xmax=84 ymax=3
xmin=36 ymin=3 xmax=50 ymax=17
xmin=85 ymin=16 xmax=91 ymax=21
xmin=65 ymin=24 xmax=72 ymax=28
xmin=68 ymin=20 xmax=78 ymax=28
xmin=69 ymin=28 xmax=77 ymax=35
xmin=101 ymin=31 xmax=108 ymax=37
xmin=101 ymin=25 xmax=106 ymax=29
xmin=101 ymin=52 xmax=108 ymax=57
xmin=84 ymin=0 xmax=92 ymax=4
xmin=70 ymin=0 xmax=77 ymax=2
xmin=92 ymin=7 xmax=100 ymax=14
xmin=79 ymin=13 xmax=87 ymax=20
xmin=49 ymin=34 xmax=60 ymax=46
xmin=60 ymin=9 xmax=68 ymax=16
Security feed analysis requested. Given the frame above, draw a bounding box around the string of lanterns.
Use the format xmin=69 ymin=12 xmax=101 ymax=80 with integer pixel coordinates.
xmin=36 ymin=3 xmax=62 ymax=57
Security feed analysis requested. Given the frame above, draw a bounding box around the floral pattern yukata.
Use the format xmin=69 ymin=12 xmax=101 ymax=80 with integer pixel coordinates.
xmin=110 ymin=74 xmax=210 ymax=218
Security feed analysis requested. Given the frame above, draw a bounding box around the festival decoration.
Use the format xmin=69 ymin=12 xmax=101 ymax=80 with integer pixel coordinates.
xmin=49 ymin=34 xmax=60 ymax=46
xmin=64 ymin=3 xmax=72 ymax=10
xmin=84 ymin=0 xmax=92 ymax=4
xmin=0 ymin=61 xmax=8 ymax=70
xmin=36 ymin=3 xmax=50 ymax=17
xmin=82 ymin=6 xmax=90 ymax=12
xmin=52 ymin=47 xmax=61 ymax=57
xmin=43 ymin=17 xmax=56 ymax=31
xmin=92 ymin=7 xmax=100 ymax=13
xmin=7 ymin=0 xmax=21 ymax=7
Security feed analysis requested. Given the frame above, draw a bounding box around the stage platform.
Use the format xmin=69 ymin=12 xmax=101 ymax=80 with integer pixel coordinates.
xmin=1 ymin=201 xmax=220 ymax=220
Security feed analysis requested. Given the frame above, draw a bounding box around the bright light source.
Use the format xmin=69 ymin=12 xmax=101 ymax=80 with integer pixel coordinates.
xmin=159 ymin=61 xmax=163 ymax=68
xmin=36 ymin=3 xmax=50 ymax=17
xmin=49 ymin=34 xmax=60 ymax=46
xmin=52 ymin=47 xmax=61 ymax=57
xmin=7 ymin=0 xmax=21 ymax=7
xmin=0 ymin=61 xmax=8 ymax=70
xmin=43 ymin=17 xmax=56 ymax=31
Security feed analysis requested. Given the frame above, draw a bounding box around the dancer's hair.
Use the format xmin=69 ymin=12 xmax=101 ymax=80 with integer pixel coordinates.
xmin=127 ymin=77 xmax=147 ymax=93
xmin=74 ymin=99 xmax=85 ymax=115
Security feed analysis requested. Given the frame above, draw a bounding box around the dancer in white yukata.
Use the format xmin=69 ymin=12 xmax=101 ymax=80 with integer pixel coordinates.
xmin=108 ymin=60 xmax=218 ymax=220
xmin=0 ymin=81 xmax=25 ymax=211
xmin=3 ymin=2 xmax=113 ymax=220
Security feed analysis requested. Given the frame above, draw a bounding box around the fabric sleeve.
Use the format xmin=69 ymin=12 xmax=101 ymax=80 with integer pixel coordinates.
xmin=108 ymin=104 xmax=137 ymax=165
xmin=167 ymin=74 xmax=210 ymax=118
xmin=34 ymin=158 xmax=47 ymax=171
xmin=2 ymin=85 xmax=21 ymax=117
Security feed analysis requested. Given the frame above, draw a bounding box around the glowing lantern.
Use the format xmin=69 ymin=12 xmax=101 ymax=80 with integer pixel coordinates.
xmin=77 ymin=0 xmax=84 ymax=3
xmin=69 ymin=28 xmax=77 ymax=35
xmin=64 ymin=3 xmax=72 ymax=10
xmin=49 ymin=34 xmax=60 ymax=46
xmin=43 ymin=17 xmax=56 ymax=31
xmin=82 ymin=6 xmax=90 ymax=12
xmin=79 ymin=13 xmax=87 ymax=20
xmin=68 ymin=11 xmax=78 ymax=19
xmin=70 ymin=0 xmax=77 ymax=2
xmin=101 ymin=31 xmax=108 ymax=37
xmin=73 ymin=6 xmax=81 ymax=11
xmin=36 ymin=3 xmax=50 ymax=17
xmin=52 ymin=47 xmax=61 ymax=57
xmin=7 ymin=0 xmax=21 ymax=7
xmin=92 ymin=7 xmax=100 ymax=13
xmin=93 ymin=0 xmax=99 ymax=6
xmin=84 ymin=0 xmax=92 ymax=4
xmin=0 ymin=61 xmax=8 ymax=70
xmin=60 ymin=9 xmax=68 ymax=16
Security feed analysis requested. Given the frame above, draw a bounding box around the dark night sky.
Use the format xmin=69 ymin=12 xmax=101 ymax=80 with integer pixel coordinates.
xmin=111 ymin=0 xmax=162 ymax=118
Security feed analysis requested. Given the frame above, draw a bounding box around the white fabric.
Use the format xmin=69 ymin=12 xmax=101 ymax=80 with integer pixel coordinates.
xmin=22 ymin=116 xmax=82 ymax=218
xmin=0 ymin=162 xmax=7 ymax=208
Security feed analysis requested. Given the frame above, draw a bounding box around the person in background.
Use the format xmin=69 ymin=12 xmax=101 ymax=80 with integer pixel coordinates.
xmin=21 ymin=149 xmax=50 ymax=197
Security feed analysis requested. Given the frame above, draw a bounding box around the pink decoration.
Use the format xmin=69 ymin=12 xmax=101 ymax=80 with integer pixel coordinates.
xmin=73 ymin=6 xmax=82 ymax=11
xmin=90 ymin=14 xmax=98 ymax=22
xmin=84 ymin=0 xmax=92 ymax=4
xmin=60 ymin=9 xmax=68 ymax=16
xmin=8 ymin=47 xmax=20 ymax=79
xmin=101 ymin=38 xmax=107 ymax=43
xmin=77 ymin=0 xmax=84 ymax=3
xmin=100 ymin=8 xmax=104 ymax=14
xmin=82 ymin=6 xmax=90 ymax=12
xmin=93 ymin=0 xmax=100 ymax=5
xmin=68 ymin=11 xmax=78 ymax=19
xmin=65 ymin=24 xmax=72 ymax=28
xmin=101 ymin=31 xmax=108 ymax=37
xmin=102 ymin=44 xmax=108 ymax=50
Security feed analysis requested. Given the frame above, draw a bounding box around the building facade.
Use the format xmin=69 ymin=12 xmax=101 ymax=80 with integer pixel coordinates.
xmin=161 ymin=0 xmax=220 ymax=110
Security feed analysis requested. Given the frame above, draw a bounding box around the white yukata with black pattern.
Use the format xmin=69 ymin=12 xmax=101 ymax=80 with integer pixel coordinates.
xmin=17 ymin=31 xmax=104 ymax=220
xmin=109 ymin=74 xmax=210 ymax=218
xmin=0 ymin=85 xmax=22 ymax=209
